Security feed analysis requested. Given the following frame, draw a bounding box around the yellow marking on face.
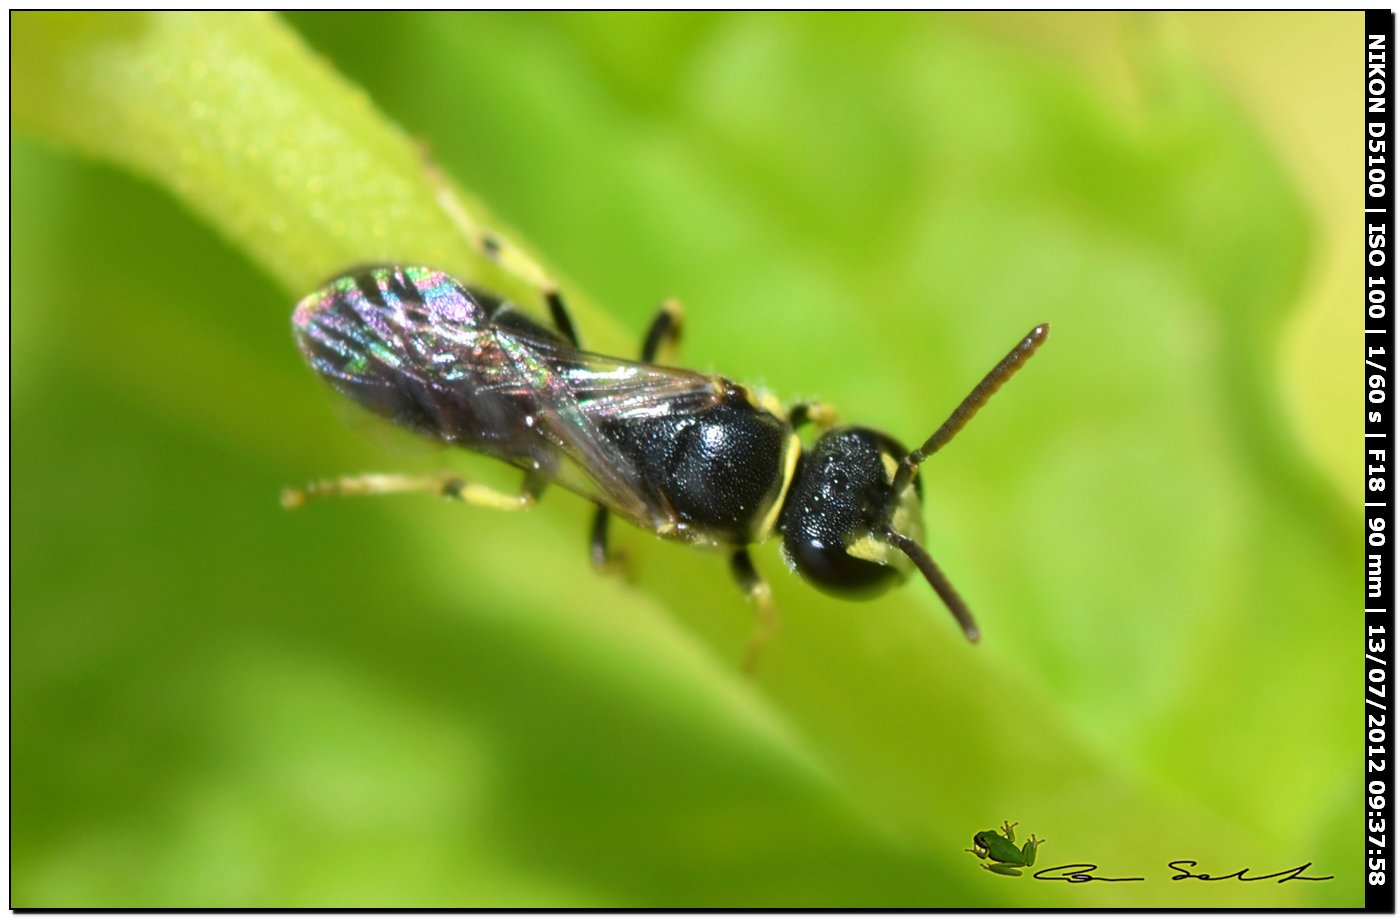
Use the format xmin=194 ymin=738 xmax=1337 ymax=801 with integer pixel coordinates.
xmin=888 ymin=484 xmax=923 ymax=544
xmin=751 ymin=431 xmax=802 ymax=543
xmin=845 ymin=533 xmax=892 ymax=564
xmin=881 ymin=453 xmax=899 ymax=483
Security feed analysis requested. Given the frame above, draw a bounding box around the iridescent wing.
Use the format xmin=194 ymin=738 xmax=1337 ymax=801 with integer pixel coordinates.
xmin=293 ymin=266 xmax=724 ymax=529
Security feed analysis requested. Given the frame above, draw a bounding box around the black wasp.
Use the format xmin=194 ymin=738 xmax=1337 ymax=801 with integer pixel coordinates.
xmin=287 ymin=264 xmax=1048 ymax=670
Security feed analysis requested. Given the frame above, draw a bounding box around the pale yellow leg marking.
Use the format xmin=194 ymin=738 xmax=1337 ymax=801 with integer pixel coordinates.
xmin=742 ymin=579 xmax=781 ymax=677
xmin=659 ymin=298 xmax=685 ymax=323
xmin=281 ymin=472 xmax=535 ymax=512
xmin=788 ymin=400 xmax=840 ymax=431
xmin=591 ymin=551 xmax=633 ymax=578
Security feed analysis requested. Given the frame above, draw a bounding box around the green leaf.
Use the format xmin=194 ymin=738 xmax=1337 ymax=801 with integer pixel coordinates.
xmin=12 ymin=11 xmax=1357 ymax=908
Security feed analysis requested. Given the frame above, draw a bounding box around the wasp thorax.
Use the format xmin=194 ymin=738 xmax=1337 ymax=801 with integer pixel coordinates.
xmin=779 ymin=427 xmax=922 ymax=597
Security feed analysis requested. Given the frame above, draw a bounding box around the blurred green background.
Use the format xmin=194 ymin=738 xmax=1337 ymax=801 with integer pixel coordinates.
xmin=12 ymin=11 xmax=1360 ymax=907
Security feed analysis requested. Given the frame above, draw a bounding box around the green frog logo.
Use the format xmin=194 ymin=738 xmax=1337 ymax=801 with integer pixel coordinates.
xmin=966 ymin=821 xmax=1045 ymax=876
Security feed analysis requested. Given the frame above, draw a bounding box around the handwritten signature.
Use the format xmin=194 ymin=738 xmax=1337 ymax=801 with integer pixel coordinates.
xmin=1030 ymin=861 xmax=1334 ymax=884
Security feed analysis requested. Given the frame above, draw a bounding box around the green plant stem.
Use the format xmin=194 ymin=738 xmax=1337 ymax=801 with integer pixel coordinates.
xmin=12 ymin=11 xmax=616 ymax=345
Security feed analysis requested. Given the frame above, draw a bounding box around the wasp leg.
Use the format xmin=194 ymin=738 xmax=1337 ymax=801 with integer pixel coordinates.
xmin=588 ymin=505 xmax=633 ymax=576
xmin=544 ymin=290 xmax=580 ymax=348
xmin=787 ymin=401 xmax=840 ymax=431
xmin=730 ymin=548 xmax=780 ymax=675
xmin=420 ymin=145 xmax=580 ymax=347
xmin=522 ymin=469 xmax=550 ymax=504
xmin=281 ymin=472 xmax=536 ymax=512
xmin=640 ymin=298 xmax=685 ymax=364
xmin=590 ymin=506 xmax=610 ymax=569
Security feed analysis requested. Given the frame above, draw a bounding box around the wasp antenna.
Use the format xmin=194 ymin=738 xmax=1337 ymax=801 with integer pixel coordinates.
xmin=885 ymin=527 xmax=980 ymax=642
xmin=892 ymin=323 xmax=1049 ymax=496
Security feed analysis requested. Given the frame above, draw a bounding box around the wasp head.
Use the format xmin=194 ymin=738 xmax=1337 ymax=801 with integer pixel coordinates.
xmin=776 ymin=323 xmax=1049 ymax=640
xmin=778 ymin=428 xmax=922 ymax=593
xmin=778 ymin=425 xmax=979 ymax=640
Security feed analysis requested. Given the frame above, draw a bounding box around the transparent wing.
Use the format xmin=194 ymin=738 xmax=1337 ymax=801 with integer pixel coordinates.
xmin=293 ymin=266 xmax=725 ymax=529
xmin=293 ymin=266 xmax=505 ymax=440
xmin=486 ymin=332 xmax=726 ymax=529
